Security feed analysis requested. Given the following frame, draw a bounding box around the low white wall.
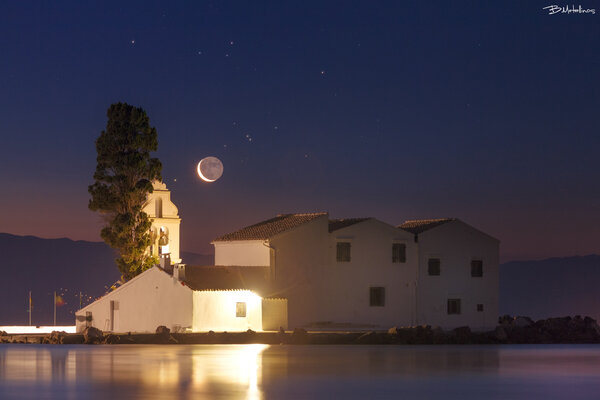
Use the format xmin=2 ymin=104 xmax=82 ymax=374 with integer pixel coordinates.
xmin=75 ymin=267 xmax=193 ymax=333
xmin=0 ymin=326 xmax=76 ymax=334
xmin=192 ymin=290 xmax=262 ymax=332
xmin=261 ymin=298 xmax=288 ymax=330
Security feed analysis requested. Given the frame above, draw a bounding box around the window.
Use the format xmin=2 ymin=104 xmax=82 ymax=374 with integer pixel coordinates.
xmin=370 ymin=287 xmax=385 ymax=307
xmin=336 ymin=242 xmax=351 ymax=262
xmin=428 ymin=258 xmax=441 ymax=275
xmin=236 ymin=302 xmax=247 ymax=318
xmin=155 ymin=197 xmax=163 ymax=218
xmin=477 ymin=304 xmax=484 ymax=312
xmin=447 ymin=299 xmax=461 ymax=315
xmin=392 ymin=243 xmax=406 ymax=263
xmin=471 ymin=260 xmax=483 ymax=277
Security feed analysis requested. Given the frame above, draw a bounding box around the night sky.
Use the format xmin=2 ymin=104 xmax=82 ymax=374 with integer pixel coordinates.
xmin=1 ymin=1 xmax=598 ymax=261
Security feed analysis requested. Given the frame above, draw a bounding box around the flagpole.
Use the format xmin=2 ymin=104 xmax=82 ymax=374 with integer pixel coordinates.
xmin=28 ymin=291 xmax=32 ymax=326
xmin=53 ymin=291 xmax=56 ymax=326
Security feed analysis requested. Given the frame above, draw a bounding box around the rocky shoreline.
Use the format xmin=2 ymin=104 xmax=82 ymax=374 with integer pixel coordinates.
xmin=2 ymin=315 xmax=599 ymax=345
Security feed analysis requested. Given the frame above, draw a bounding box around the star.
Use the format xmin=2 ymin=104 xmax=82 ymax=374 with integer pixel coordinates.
xmin=320 ymin=70 xmax=325 ymax=75
xmin=230 ymin=40 xmax=234 ymax=45
xmin=131 ymin=39 xmax=135 ymax=44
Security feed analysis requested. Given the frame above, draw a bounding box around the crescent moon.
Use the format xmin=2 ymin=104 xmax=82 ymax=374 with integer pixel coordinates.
xmin=197 ymin=160 xmax=216 ymax=182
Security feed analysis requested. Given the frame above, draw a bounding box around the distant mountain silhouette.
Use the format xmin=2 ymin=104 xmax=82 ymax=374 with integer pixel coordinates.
xmin=0 ymin=233 xmax=213 ymax=325
xmin=500 ymin=255 xmax=600 ymax=321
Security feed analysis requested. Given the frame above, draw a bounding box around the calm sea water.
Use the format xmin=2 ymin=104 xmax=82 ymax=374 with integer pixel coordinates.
xmin=0 ymin=344 xmax=599 ymax=399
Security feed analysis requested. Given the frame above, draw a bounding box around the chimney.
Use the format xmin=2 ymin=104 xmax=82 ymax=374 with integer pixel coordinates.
xmin=160 ymin=254 xmax=172 ymax=273
xmin=173 ymin=264 xmax=186 ymax=281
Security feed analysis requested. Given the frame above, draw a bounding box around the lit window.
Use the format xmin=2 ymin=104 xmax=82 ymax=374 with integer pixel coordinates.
xmin=428 ymin=258 xmax=441 ymax=275
xmin=236 ymin=302 xmax=246 ymax=317
xmin=447 ymin=299 xmax=461 ymax=315
xmin=471 ymin=260 xmax=483 ymax=277
xmin=477 ymin=304 xmax=484 ymax=312
xmin=392 ymin=243 xmax=406 ymax=263
xmin=336 ymin=242 xmax=351 ymax=262
xmin=369 ymin=287 xmax=385 ymax=307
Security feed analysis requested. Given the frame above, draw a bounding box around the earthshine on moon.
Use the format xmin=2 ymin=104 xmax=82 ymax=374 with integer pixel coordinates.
xmin=197 ymin=157 xmax=224 ymax=182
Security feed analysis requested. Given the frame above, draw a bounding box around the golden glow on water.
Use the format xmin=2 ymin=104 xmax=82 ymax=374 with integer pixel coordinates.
xmin=0 ymin=344 xmax=268 ymax=399
xmin=141 ymin=352 xmax=180 ymax=388
xmin=192 ymin=344 xmax=267 ymax=399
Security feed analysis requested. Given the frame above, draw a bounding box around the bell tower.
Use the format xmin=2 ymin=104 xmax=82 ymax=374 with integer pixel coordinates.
xmin=143 ymin=181 xmax=182 ymax=264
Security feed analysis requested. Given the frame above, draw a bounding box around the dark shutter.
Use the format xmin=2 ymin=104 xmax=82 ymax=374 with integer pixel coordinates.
xmin=428 ymin=258 xmax=441 ymax=275
xmin=369 ymin=287 xmax=385 ymax=307
xmin=336 ymin=242 xmax=351 ymax=262
xmin=392 ymin=243 xmax=406 ymax=263
xmin=471 ymin=260 xmax=483 ymax=277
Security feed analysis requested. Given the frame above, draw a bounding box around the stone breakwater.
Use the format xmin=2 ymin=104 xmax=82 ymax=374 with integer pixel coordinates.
xmin=1 ymin=315 xmax=599 ymax=345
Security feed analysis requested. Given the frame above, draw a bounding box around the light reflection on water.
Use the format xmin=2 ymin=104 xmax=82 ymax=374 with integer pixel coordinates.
xmin=1 ymin=344 xmax=599 ymax=399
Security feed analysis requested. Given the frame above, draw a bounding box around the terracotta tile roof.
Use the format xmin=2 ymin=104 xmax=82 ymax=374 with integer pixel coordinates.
xmin=399 ymin=218 xmax=456 ymax=234
xmin=182 ymin=265 xmax=273 ymax=297
xmin=328 ymin=218 xmax=370 ymax=232
xmin=213 ymin=212 xmax=327 ymax=242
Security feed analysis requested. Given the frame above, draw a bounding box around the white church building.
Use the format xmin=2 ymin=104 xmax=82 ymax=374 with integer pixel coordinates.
xmin=76 ymin=182 xmax=499 ymax=333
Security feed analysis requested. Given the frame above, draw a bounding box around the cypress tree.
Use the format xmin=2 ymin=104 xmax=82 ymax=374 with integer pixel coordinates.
xmin=88 ymin=103 xmax=162 ymax=280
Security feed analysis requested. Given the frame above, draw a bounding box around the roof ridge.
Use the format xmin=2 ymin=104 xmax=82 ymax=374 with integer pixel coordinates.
xmin=398 ymin=218 xmax=457 ymax=234
xmin=402 ymin=218 xmax=455 ymax=223
xmin=329 ymin=217 xmax=371 ymax=221
xmin=213 ymin=212 xmax=328 ymax=242
xmin=278 ymin=212 xmax=327 ymax=217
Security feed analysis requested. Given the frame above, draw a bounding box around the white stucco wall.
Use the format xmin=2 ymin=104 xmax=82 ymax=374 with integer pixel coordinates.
xmin=143 ymin=181 xmax=179 ymax=218
xmin=320 ymin=219 xmax=418 ymax=329
xmin=75 ymin=267 xmax=193 ymax=333
xmin=192 ymin=290 xmax=263 ymax=332
xmin=268 ymin=216 xmax=329 ymax=328
xmin=213 ymin=241 xmax=270 ymax=266
xmin=261 ymin=298 xmax=288 ymax=330
xmin=266 ymin=217 xmax=418 ymax=329
xmin=415 ymin=220 xmax=499 ymax=331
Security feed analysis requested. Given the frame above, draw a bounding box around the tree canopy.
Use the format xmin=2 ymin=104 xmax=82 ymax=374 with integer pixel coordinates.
xmin=88 ymin=103 xmax=162 ymax=280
